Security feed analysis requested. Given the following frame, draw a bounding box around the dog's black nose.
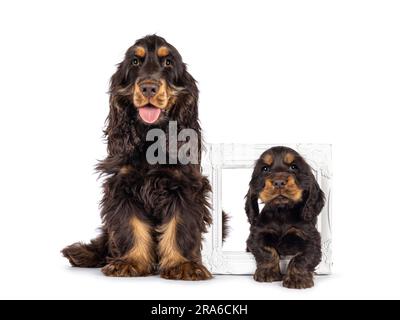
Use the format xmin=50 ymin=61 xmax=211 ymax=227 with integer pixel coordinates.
xmin=273 ymin=179 xmax=287 ymax=189
xmin=140 ymin=83 xmax=159 ymax=98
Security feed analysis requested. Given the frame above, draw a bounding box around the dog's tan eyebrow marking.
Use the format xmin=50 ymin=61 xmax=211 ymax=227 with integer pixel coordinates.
xmin=284 ymin=153 xmax=295 ymax=164
xmin=157 ymin=46 xmax=169 ymax=57
xmin=134 ymin=46 xmax=146 ymax=58
xmin=263 ymin=154 xmax=273 ymax=166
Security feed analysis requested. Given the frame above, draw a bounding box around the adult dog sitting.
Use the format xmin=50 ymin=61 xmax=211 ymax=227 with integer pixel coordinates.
xmin=62 ymin=35 xmax=212 ymax=280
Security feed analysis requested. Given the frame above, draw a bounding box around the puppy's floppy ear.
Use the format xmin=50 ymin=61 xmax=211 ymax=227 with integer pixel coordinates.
xmin=245 ymin=188 xmax=260 ymax=224
xmin=301 ymin=175 xmax=325 ymax=222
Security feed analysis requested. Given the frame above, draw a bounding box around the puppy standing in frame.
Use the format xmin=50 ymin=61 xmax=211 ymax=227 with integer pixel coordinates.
xmin=245 ymin=146 xmax=325 ymax=289
xmin=62 ymin=35 xmax=212 ymax=280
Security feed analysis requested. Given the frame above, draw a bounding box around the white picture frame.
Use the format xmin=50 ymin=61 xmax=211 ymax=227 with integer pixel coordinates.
xmin=201 ymin=143 xmax=332 ymax=275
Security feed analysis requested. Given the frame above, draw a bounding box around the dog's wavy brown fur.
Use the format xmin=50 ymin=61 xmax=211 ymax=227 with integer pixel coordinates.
xmin=62 ymin=35 xmax=213 ymax=280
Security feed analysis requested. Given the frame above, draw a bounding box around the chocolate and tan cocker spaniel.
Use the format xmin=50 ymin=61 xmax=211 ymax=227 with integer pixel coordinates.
xmin=246 ymin=146 xmax=325 ymax=288
xmin=62 ymin=35 xmax=213 ymax=280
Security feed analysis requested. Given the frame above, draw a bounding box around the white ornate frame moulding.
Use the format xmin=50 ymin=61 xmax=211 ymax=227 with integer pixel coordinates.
xmin=201 ymin=143 xmax=332 ymax=275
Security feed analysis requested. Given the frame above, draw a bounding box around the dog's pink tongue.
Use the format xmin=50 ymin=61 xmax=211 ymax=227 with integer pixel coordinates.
xmin=138 ymin=106 xmax=161 ymax=124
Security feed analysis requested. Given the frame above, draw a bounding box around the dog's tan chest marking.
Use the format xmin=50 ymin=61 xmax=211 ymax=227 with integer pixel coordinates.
xmin=119 ymin=165 xmax=133 ymax=175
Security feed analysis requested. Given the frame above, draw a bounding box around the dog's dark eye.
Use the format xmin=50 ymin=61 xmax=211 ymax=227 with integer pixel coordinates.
xmin=262 ymin=166 xmax=271 ymax=173
xmin=132 ymin=58 xmax=140 ymax=66
xmin=164 ymin=58 xmax=172 ymax=66
xmin=290 ymin=164 xmax=298 ymax=170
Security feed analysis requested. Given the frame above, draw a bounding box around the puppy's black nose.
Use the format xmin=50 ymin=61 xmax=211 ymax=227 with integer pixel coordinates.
xmin=273 ymin=179 xmax=287 ymax=189
xmin=140 ymin=83 xmax=159 ymax=98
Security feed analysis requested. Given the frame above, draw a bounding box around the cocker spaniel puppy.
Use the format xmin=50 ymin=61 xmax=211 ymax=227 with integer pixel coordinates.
xmin=245 ymin=146 xmax=325 ymax=289
xmin=62 ymin=35 xmax=212 ymax=280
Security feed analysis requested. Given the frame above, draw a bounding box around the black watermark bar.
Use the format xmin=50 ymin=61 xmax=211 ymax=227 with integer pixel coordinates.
xmin=0 ymin=300 xmax=395 ymax=318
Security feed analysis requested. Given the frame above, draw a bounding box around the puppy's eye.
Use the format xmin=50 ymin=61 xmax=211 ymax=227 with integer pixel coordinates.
xmin=262 ymin=166 xmax=271 ymax=173
xmin=164 ymin=58 xmax=172 ymax=66
xmin=132 ymin=58 xmax=140 ymax=66
xmin=290 ymin=164 xmax=298 ymax=170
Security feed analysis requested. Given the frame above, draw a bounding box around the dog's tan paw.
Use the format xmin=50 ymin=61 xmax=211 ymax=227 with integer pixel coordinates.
xmin=101 ymin=261 xmax=151 ymax=277
xmin=161 ymin=261 xmax=212 ymax=281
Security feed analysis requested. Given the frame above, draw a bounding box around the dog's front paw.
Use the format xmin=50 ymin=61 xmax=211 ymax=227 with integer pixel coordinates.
xmin=283 ymin=270 xmax=314 ymax=289
xmin=101 ymin=260 xmax=151 ymax=277
xmin=253 ymin=267 xmax=282 ymax=282
xmin=161 ymin=261 xmax=212 ymax=281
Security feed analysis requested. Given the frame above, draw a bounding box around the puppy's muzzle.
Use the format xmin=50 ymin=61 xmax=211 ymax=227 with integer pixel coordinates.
xmin=271 ymin=173 xmax=290 ymax=190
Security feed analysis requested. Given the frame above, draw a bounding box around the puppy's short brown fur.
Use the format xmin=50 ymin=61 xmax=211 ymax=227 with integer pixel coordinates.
xmin=246 ymin=146 xmax=325 ymax=289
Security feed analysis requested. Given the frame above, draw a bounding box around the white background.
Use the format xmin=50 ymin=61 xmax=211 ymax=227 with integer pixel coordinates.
xmin=222 ymin=168 xmax=254 ymax=251
xmin=0 ymin=0 xmax=399 ymax=299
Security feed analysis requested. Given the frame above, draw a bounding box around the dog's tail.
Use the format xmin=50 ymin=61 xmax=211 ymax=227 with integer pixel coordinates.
xmin=61 ymin=232 xmax=108 ymax=268
xmin=222 ymin=210 xmax=230 ymax=242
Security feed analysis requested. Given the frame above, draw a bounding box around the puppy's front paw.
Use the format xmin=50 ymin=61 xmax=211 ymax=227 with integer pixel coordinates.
xmin=161 ymin=261 xmax=212 ymax=281
xmin=283 ymin=271 xmax=314 ymax=289
xmin=253 ymin=267 xmax=282 ymax=282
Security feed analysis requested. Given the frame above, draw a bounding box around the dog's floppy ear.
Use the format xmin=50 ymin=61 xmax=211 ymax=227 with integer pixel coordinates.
xmin=245 ymin=188 xmax=260 ymax=224
xmin=169 ymin=68 xmax=199 ymax=128
xmin=105 ymin=60 xmax=137 ymax=157
xmin=301 ymin=175 xmax=325 ymax=222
